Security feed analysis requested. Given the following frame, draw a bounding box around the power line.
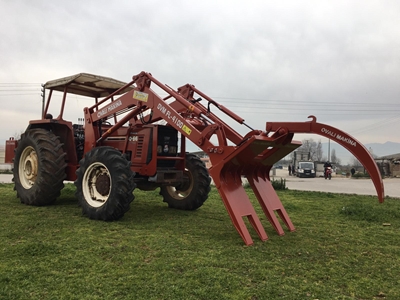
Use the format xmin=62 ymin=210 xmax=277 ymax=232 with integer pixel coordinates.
xmin=213 ymin=96 xmax=399 ymax=106
xmin=351 ymin=115 xmax=400 ymax=135
xmin=221 ymin=104 xmax=400 ymax=112
xmin=0 ymin=84 xmax=397 ymax=116
xmin=0 ymin=89 xmax=40 ymax=92
xmin=0 ymin=93 xmax=39 ymax=96
xmin=0 ymin=84 xmax=40 ymax=88
xmin=1 ymin=85 xmax=397 ymax=106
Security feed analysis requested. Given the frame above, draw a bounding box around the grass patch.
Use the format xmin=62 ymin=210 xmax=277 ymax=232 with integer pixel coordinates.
xmin=270 ymin=177 xmax=287 ymax=190
xmin=243 ymin=178 xmax=287 ymax=190
xmin=352 ymin=172 xmax=371 ymax=179
xmin=0 ymin=183 xmax=399 ymax=299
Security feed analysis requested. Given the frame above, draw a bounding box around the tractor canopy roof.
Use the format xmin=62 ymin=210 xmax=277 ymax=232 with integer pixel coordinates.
xmin=44 ymin=73 xmax=133 ymax=98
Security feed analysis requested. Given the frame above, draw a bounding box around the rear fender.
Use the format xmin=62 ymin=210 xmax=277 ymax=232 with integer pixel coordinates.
xmin=28 ymin=120 xmax=78 ymax=180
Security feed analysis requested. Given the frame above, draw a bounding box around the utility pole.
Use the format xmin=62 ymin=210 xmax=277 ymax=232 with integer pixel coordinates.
xmin=305 ymin=139 xmax=310 ymax=160
xmin=328 ymin=138 xmax=331 ymax=161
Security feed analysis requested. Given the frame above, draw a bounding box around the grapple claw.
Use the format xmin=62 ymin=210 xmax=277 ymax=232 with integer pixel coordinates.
xmin=210 ymin=164 xmax=268 ymax=246
xmin=208 ymin=134 xmax=302 ymax=245
xmin=247 ymin=169 xmax=295 ymax=235
xmin=207 ymin=117 xmax=384 ymax=245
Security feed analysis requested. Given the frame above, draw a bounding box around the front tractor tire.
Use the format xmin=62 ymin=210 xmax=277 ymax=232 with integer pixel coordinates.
xmin=13 ymin=128 xmax=67 ymax=206
xmin=160 ymin=153 xmax=211 ymax=210
xmin=75 ymin=147 xmax=135 ymax=221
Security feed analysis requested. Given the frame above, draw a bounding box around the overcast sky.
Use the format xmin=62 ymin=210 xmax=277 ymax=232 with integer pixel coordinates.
xmin=1 ymin=0 xmax=399 ymax=161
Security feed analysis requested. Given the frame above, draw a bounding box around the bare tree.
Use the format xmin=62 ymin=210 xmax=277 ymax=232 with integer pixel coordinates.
xmin=298 ymin=138 xmax=319 ymax=160
xmin=330 ymin=149 xmax=341 ymax=165
xmin=351 ymin=156 xmax=362 ymax=167
xmin=316 ymin=140 xmax=323 ymax=161
xmin=368 ymin=147 xmax=378 ymax=159
xmin=13 ymin=130 xmax=25 ymax=140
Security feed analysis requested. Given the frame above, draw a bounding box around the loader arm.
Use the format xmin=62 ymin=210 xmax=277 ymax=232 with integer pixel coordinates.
xmin=84 ymin=71 xmax=248 ymax=154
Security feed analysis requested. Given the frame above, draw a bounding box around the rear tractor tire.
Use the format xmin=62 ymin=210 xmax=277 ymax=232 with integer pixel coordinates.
xmin=160 ymin=153 xmax=211 ymax=210
xmin=75 ymin=147 xmax=135 ymax=221
xmin=13 ymin=128 xmax=67 ymax=205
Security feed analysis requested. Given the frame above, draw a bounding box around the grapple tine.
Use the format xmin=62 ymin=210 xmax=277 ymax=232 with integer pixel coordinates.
xmin=210 ymin=164 xmax=268 ymax=246
xmin=208 ymin=135 xmax=301 ymax=245
xmin=247 ymin=168 xmax=295 ymax=235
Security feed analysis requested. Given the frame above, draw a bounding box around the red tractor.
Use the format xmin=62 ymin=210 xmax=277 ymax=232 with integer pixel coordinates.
xmin=5 ymin=72 xmax=384 ymax=245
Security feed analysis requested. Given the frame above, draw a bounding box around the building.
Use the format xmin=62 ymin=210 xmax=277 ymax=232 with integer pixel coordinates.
xmin=375 ymin=153 xmax=400 ymax=177
xmin=0 ymin=146 xmax=4 ymax=163
xmin=0 ymin=145 xmax=12 ymax=171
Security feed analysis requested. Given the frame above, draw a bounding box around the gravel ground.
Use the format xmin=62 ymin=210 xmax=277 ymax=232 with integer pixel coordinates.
xmin=272 ymin=168 xmax=400 ymax=199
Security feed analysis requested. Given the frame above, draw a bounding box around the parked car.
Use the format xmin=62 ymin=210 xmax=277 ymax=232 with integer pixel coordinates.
xmin=296 ymin=161 xmax=316 ymax=178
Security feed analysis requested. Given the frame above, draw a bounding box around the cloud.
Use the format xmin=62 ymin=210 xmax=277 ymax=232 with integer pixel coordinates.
xmin=1 ymin=0 xmax=399 ymax=148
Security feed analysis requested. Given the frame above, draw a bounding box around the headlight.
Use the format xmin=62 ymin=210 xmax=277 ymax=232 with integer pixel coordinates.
xmin=169 ymin=146 xmax=177 ymax=154
xmin=163 ymin=145 xmax=169 ymax=153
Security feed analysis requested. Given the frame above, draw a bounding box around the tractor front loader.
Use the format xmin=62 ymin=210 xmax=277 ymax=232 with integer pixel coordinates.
xmin=5 ymin=71 xmax=384 ymax=245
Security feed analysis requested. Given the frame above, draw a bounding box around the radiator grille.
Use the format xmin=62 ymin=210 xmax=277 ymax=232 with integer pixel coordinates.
xmin=136 ymin=136 xmax=144 ymax=158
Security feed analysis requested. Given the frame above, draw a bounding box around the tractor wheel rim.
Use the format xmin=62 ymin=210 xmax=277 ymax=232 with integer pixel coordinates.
xmin=19 ymin=146 xmax=38 ymax=189
xmin=82 ymin=162 xmax=111 ymax=207
xmin=166 ymin=170 xmax=193 ymax=200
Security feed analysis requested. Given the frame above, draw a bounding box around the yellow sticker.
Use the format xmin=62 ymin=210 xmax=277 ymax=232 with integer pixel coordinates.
xmin=182 ymin=125 xmax=192 ymax=135
xmin=133 ymin=91 xmax=149 ymax=102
